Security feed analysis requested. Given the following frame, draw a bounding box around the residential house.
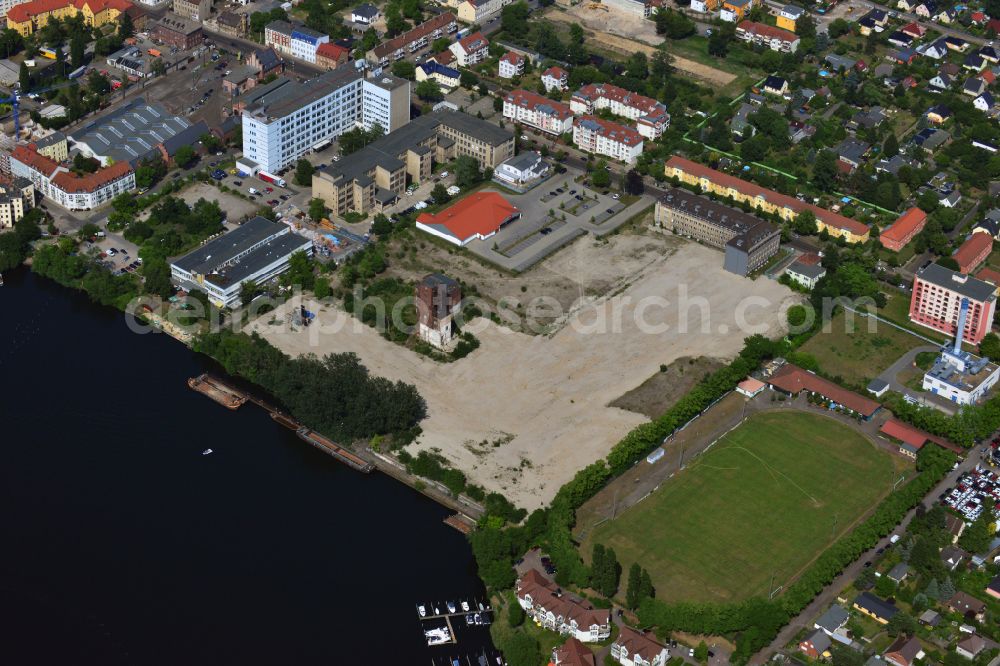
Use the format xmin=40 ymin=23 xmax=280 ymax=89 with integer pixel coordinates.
xmin=954 ymin=233 xmax=993 ymax=274
xmin=956 ymin=635 xmax=987 ymax=660
xmin=913 ymin=127 xmax=949 ymax=152
xmin=552 ymin=638 xmax=596 ymax=666
xmin=901 ymin=21 xmax=926 ymax=38
xmin=947 ymin=592 xmax=987 ymax=622
xmin=731 ymin=103 xmax=755 ymax=139
xmin=248 ymin=47 xmax=283 ymax=79
xmin=884 ymin=635 xmax=924 ymax=666
xmin=814 ymin=604 xmax=851 ymax=643
xmin=498 ymin=51 xmax=525 ymax=79
xmin=516 ymin=569 xmax=612 ymax=642
xmin=495 ymin=151 xmax=548 ymax=186
xmin=610 ymin=626 xmax=669 ymax=666
xmin=964 ymin=76 xmax=988 ymax=96
xmin=542 ymin=66 xmax=568 ymax=92
xmin=853 ymin=592 xmax=899 ymax=624
xmin=763 ymin=75 xmax=788 ymax=96
xmin=891 ymin=48 xmax=918 ymax=65
xmin=942 ymin=545 xmax=967 ymax=571
xmin=988 ymin=18 xmax=1000 ymax=35
xmin=776 ymin=4 xmax=804 ymax=32
xmin=919 ymin=609 xmax=941 ymax=626
xmin=572 ymin=115 xmax=643 ymax=164
xmin=930 ymin=73 xmax=955 ymax=90
xmin=851 ymin=106 xmax=886 ymax=130
xmin=785 ymin=259 xmax=826 ymax=288
xmin=836 ymin=137 xmax=871 ymax=169
xmin=945 ymin=513 xmax=967 ymax=542
xmin=350 ymin=3 xmax=379 ymax=24
xmin=987 ymin=575 xmax=1000 ymax=599
xmin=417 ymin=61 xmax=461 ymax=91
xmin=365 ymin=13 xmax=457 ymax=67
xmin=799 ymin=630 xmax=832 ymax=660
xmin=912 ymin=0 xmax=937 ymax=16
xmin=315 ymin=42 xmax=349 ymax=70
xmin=965 ymin=53 xmax=987 ymax=72
xmin=926 ymin=104 xmax=953 ymax=123
xmin=888 ymin=31 xmax=915 ymax=48
xmin=735 ymin=21 xmax=800 ymax=52
xmin=981 ymin=45 xmax=1000 ymax=63
xmin=216 ymin=11 xmax=249 ymax=38
xmin=457 ymin=0 xmax=514 ymax=24
xmin=946 ymin=36 xmax=970 ymax=52
xmin=881 ymin=207 xmax=927 ymax=251
xmin=448 ymin=31 xmax=489 ymax=66
xmin=877 ymin=154 xmax=919 ymax=176
xmin=720 ymin=0 xmax=760 ymax=22
xmin=922 ymin=39 xmax=949 ymax=59
xmin=975 ymin=92 xmax=995 ymax=112
xmin=933 ymin=7 xmax=956 ymax=23
xmin=570 ymin=83 xmax=670 ymax=139
xmin=886 ymin=563 xmax=910 ymax=584
xmin=825 ymin=53 xmax=857 ymax=72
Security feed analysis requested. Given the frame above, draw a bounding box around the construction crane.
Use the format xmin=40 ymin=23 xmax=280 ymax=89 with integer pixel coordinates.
xmin=0 ymin=77 xmax=86 ymax=139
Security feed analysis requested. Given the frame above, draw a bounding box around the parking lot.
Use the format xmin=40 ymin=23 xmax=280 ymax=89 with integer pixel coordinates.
xmin=943 ymin=464 xmax=1000 ymax=523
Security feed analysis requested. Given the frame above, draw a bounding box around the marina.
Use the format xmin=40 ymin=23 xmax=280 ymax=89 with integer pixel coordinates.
xmin=429 ymin=653 xmax=506 ymax=666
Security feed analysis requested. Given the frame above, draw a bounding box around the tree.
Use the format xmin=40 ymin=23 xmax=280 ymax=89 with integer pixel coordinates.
xmin=960 ymin=509 xmax=993 ymax=554
xmin=625 ymin=169 xmax=643 ymax=195
xmin=981 ymin=333 xmax=1000 ymax=362
xmin=240 ymin=279 xmax=259 ymax=305
xmin=507 ymin=600 xmax=525 ymax=627
xmin=431 ymin=37 xmax=451 ymax=53
xmin=708 ymin=25 xmax=734 ymax=57
xmin=391 ymin=60 xmax=416 ymax=80
xmin=454 ymin=155 xmax=482 ymax=188
xmin=459 ymin=70 xmax=479 ymax=89
xmin=796 ymin=13 xmax=817 ymax=40
xmin=142 ymin=259 xmax=174 ymax=298
xmin=793 ymin=209 xmax=817 ymax=236
xmin=308 ymin=197 xmax=327 ymax=221
xmin=431 ymin=182 xmax=450 ymax=204
xmin=313 ymin=277 xmax=331 ymax=299
xmin=740 ymin=134 xmax=769 ymax=162
xmin=295 ymin=158 xmax=315 ymax=187
xmin=70 ymin=33 xmax=84 ymax=68
xmin=625 ymin=563 xmax=642 ymax=609
xmin=812 ymin=150 xmax=839 ymax=192
xmin=694 ymin=641 xmax=708 ymax=663
xmin=828 ymin=18 xmax=851 ymax=38
xmin=592 ymin=168 xmax=610 ymax=189
xmin=501 ymin=632 xmax=540 ymax=666
xmin=118 ymin=11 xmax=134 ymax=39
xmin=884 ymin=132 xmax=899 ymax=158
xmin=19 ymin=61 xmax=29 ymax=92
xmin=173 ymin=145 xmax=196 ymax=169
xmin=501 ymin=2 xmax=531 ymax=37
xmin=886 ymin=611 xmax=917 ymax=637
xmin=415 ymin=79 xmax=443 ymax=101
xmin=371 ymin=213 xmax=392 ymax=237
xmin=937 ymin=256 xmax=960 ymax=271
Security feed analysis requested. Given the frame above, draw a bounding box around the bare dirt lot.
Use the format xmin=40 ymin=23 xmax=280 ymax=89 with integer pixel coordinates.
xmin=380 ymin=221 xmax=673 ymax=333
xmin=545 ymin=5 xmax=737 ymax=87
xmin=176 ymin=182 xmax=262 ymax=224
xmin=609 ymin=356 xmax=725 ymax=419
xmin=250 ymin=237 xmax=796 ymax=510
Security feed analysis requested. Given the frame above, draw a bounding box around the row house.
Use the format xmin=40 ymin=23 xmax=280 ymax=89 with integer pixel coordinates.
xmin=572 ymin=115 xmax=644 ymax=164
xmin=503 ymin=89 xmax=574 ymax=135
xmin=516 ymin=570 xmax=611 ymax=643
xmin=365 ymin=12 xmax=457 ymax=66
xmin=610 ymin=626 xmax=670 ymax=666
xmin=570 ymin=82 xmax=669 ymax=139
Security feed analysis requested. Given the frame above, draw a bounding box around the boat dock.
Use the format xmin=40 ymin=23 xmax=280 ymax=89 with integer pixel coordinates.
xmin=187 ymin=374 xmax=248 ymax=410
xmin=417 ymin=599 xmax=493 ymax=623
xmin=295 ymin=427 xmax=374 ymax=473
xmin=444 ymin=514 xmax=475 ymax=534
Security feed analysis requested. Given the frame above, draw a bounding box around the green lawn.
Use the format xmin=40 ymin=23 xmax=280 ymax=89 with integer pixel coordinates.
xmin=584 ymin=412 xmax=895 ymax=605
xmin=798 ymin=309 xmax=928 ymax=388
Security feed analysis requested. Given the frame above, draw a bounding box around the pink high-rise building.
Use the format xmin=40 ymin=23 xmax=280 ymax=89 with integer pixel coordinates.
xmin=909 ymin=263 xmax=997 ymax=345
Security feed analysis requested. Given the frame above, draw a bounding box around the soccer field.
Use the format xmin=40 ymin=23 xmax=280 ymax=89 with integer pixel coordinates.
xmin=584 ymin=411 xmax=896 ymax=604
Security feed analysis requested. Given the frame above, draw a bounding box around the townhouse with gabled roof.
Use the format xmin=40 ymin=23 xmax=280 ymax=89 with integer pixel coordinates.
xmin=516 ymin=569 xmax=611 ymax=643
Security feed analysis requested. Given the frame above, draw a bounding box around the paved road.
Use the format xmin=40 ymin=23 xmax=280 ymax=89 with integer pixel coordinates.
xmin=751 ymin=442 xmax=980 ymax=664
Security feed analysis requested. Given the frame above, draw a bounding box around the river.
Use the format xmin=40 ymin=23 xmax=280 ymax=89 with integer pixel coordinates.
xmin=0 ymin=269 xmax=497 ymax=665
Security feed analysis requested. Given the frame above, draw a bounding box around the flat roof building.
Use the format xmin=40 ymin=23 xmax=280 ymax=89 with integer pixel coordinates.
xmin=910 ymin=263 xmax=997 ymax=345
xmin=170 ymin=216 xmax=312 ymax=308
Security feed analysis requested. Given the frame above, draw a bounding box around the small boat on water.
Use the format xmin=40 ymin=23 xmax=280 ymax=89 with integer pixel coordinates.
xmin=446 ymin=601 xmax=456 ymax=613
xmin=424 ymin=627 xmax=451 ymax=646
xmin=202 ymin=448 xmax=213 ymax=455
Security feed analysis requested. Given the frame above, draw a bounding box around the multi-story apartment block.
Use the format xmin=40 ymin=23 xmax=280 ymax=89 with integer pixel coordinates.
xmin=541 ymin=66 xmax=569 ymax=92
xmin=311 ymin=111 xmax=513 ymax=218
xmin=610 ymin=627 xmax=670 ymax=666
xmin=664 ymin=156 xmax=871 ymax=243
xmin=361 ymin=74 xmax=411 ymax=134
xmin=503 ymin=89 xmax=573 ymax=135
xmin=457 ymin=0 xmax=512 ymax=23
xmin=776 ymin=4 xmax=805 ymax=31
xmin=655 ymin=187 xmax=780 ymax=276
xmin=290 ymin=25 xmax=328 ymax=63
xmin=6 ymin=0 xmax=132 ymax=37
xmin=150 ymin=12 xmax=203 ymax=49
xmin=316 ymin=42 xmax=349 ymax=70
xmin=240 ymin=71 xmax=412 ymax=174
xmin=0 ymin=178 xmax=33 ymax=229
xmin=570 ymin=83 xmax=669 ymax=139
xmin=909 ymin=263 xmax=997 ymax=344
xmin=215 ymin=10 xmax=247 ymax=37
xmin=366 ymin=13 xmax=457 ymax=67
xmin=172 ymin=0 xmax=209 ymax=21
xmin=498 ymin=51 xmax=525 ymax=78
xmin=572 ymin=115 xmax=643 ymax=164
xmin=516 ymin=570 xmax=611 ymax=643
xmin=416 ymin=61 xmax=461 ymax=91
xmin=264 ymin=19 xmax=293 ymax=54
xmin=10 ymin=144 xmax=134 ymax=211
xmin=735 ymin=20 xmax=800 ymax=52
xmin=170 ymin=216 xmax=313 ymax=308
xmin=880 ymin=207 xmax=927 ymax=252
xmin=449 ymin=31 xmax=489 ymax=66
xmin=33 ymin=131 xmax=68 ymax=162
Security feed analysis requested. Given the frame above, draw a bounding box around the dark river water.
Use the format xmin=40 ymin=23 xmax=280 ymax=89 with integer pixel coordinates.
xmin=0 ymin=269 xmax=497 ymax=666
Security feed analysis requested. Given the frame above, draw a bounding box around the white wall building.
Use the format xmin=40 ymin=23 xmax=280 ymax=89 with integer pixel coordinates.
xmin=10 ymin=145 xmax=134 ymax=211
xmin=570 ymin=82 xmax=670 ymax=139
xmin=602 ymin=0 xmax=652 ymax=17
xmin=495 ymin=151 xmax=548 ymax=185
xmin=541 ymin=66 xmax=568 ymax=92
xmin=448 ymin=31 xmax=489 ymax=66
xmin=498 ymin=51 xmax=525 ymax=79
xmin=290 ymin=26 xmax=329 ymax=63
xmin=503 ymin=89 xmax=574 ymax=135
xmin=572 ymin=115 xmax=643 ymax=164
xmin=241 ymin=70 xmax=410 ymax=173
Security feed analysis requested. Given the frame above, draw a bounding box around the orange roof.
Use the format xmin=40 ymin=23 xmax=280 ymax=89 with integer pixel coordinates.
xmin=737 ymin=378 xmax=765 ymax=393
xmin=737 ymin=20 xmax=798 ymax=43
xmin=665 ymin=156 xmax=870 ymax=237
xmin=880 ymin=417 xmax=961 ymax=453
xmin=76 ymin=0 xmax=132 ymax=13
xmin=881 ymin=207 xmax=927 ymax=244
xmin=500 ymin=51 xmax=524 ymax=65
xmin=51 ymin=161 xmax=132 ymax=193
xmin=11 ymin=144 xmax=59 ymax=177
xmin=796 ymin=252 xmax=822 ymax=266
xmin=769 ymin=364 xmax=881 ymax=416
xmin=976 ymin=267 xmax=1000 ymax=285
xmin=505 ymin=89 xmax=573 ymax=120
xmin=316 ymin=42 xmax=348 ymax=61
xmin=7 ymin=0 xmax=130 ymax=22
xmin=954 ymin=233 xmax=993 ymax=273
xmin=416 ymin=192 xmax=519 ymax=243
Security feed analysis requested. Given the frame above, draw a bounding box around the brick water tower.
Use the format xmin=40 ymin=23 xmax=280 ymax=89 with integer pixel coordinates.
xmin=416 ymin=273 xmax=461 ymax=349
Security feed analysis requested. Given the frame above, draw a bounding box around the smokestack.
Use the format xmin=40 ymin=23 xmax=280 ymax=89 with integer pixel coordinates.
xmin=954 ymin=297 xmax=970 ymax=355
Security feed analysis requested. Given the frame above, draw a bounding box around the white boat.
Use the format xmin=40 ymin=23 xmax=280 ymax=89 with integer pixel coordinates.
xmin=424 ymin=627 xmax=451 ymax=646
xmin=461 ymin=601 xmax=470 ymax=612
xmin=418 ymin=605 xmax=426 ymax=617
xmin=202 ymin=448 xmax=213 ymax=455
xmin=446 ymin=601 xmax=456 ymax=613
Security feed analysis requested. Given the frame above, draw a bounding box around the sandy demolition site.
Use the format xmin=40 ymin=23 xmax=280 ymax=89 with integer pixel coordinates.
xmin=251 ymin=239 xmax=795 ymax=509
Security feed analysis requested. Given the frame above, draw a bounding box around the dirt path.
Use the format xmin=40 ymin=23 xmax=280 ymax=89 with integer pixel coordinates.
xmin=250 ymin=237 xmax=795 ymax=510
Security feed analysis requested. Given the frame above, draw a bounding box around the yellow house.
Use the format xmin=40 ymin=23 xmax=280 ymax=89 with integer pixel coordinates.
xmin=776 ymin=4 xmax=805 ymax=32
xmin=34 ymin=131 xmax=69 ymax=163
xmin=7 ymin=0 xmax=133 ymax=37
xmin=664 ymin=156 xmax=870 ymax=244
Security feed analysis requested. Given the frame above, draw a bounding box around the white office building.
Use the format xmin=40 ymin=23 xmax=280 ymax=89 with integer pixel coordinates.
xmin=240 ymin=70 xmax=410 ymax=174
xmin=170 ymin=217 xmax=313 ymax=308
